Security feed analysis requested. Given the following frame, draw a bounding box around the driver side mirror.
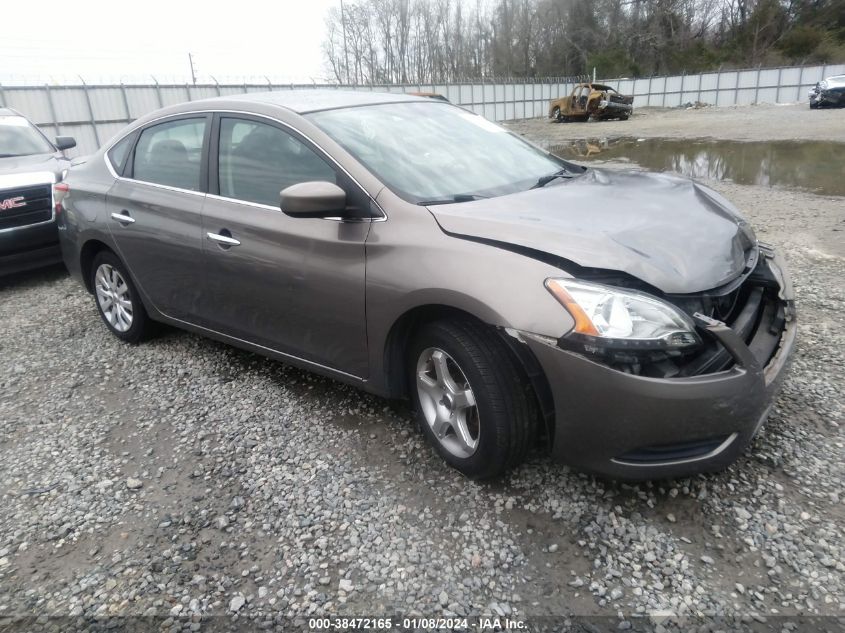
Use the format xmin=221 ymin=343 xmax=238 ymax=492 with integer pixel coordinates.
xmin=54 ymin=136 xmax=76 ymax=151
xmin=280 ymin=181 xmax=347 ymax=218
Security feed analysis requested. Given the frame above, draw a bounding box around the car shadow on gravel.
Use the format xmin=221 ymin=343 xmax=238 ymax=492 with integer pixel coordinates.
xmin=0 ymin=264 xmax=67 ymax=291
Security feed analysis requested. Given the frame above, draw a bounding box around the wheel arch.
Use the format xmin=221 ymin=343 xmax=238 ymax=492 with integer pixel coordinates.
xmin=383 ymin=304 xmax=472 ymax=399
xmin=381 ymin=303 xmax=555 ymax=448
xmin=79 ymin=238 xmax=116 ymax=293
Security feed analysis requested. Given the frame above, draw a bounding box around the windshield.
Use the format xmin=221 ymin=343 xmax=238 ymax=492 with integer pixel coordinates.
xmin=0 ymin=115 xmax=55 ymax=157
xmin=308 ymin=102 xmax=568 ymax=202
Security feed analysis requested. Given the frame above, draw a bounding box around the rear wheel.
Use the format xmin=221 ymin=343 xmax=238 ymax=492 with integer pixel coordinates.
xmin=91 ymin=251 xmax=150 ymax=343
xmin=408 ymin=319 xmax=536 ymax=479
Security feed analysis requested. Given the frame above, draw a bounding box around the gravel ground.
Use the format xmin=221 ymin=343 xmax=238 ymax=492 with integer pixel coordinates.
xmin=1 ymin=108 xmax=844 ymax=632
xmin=505 ymin=103 xmax=845 ymax=143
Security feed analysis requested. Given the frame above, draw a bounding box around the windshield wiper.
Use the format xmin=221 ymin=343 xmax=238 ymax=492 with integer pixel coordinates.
xmin=417 ymin=193 xmax=488 ymax=206
xmin=531 ymin=168 xmax=579 ymax=189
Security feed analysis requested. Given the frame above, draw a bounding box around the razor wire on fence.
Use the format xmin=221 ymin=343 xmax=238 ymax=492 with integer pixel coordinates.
xmin=1 ymin=63 xmax=842 ymax=157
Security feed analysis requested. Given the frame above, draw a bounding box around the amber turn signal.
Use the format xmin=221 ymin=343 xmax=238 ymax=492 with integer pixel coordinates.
xmin=544 ymin=279 xmax=600 ymax=336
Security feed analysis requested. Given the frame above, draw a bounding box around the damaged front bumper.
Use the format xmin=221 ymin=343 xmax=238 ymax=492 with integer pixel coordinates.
xmin=809 ymin=87 xmax=845 ymax=107
xmin=520 ymin=246 xmax=796 ymax=480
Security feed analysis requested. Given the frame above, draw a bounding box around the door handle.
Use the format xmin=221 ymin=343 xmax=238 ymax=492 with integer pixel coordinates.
xmin=207 ymin=232 xmax=241 ymax=247
xmin=111 ymin=211 xmax=135 ymax=224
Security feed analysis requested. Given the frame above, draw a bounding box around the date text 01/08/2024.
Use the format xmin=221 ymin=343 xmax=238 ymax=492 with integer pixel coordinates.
xmin=308 ymin=617 xmax=527 ymax=630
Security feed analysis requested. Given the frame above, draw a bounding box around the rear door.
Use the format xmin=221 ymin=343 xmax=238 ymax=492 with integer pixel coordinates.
xmin=106 ymin=115 xmax=210 ymax=320
xmin=199 ymin=113 xmax=370 ymax=376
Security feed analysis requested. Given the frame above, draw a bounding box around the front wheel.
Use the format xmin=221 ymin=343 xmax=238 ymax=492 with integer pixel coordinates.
xmin=91 ymin=251 xmax=150 ymax=343
xmin=552 ymin=107 xmax=562 ymax=122
xmin=408 ymin=319 xmax=536 ymax=479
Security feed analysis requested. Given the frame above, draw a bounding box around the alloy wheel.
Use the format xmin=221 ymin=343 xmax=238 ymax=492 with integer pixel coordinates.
xmin=416 ymin=347 xmax=480 ymax=458
xmin=94 ymin=263 xmax=134 ymax=333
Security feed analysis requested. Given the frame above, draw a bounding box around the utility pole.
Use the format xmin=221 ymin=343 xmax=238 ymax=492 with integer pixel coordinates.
xmin=476 ymin=0 xmax=482 ymax=77
xmin=340 ymin=0 xmax=351 ymax=84
xmin=188 ymin=53 xmax=197 ymax=85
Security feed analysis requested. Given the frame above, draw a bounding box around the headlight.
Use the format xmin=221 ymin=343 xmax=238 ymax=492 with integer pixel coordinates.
xmin=819 ymin=80 xmax=829 ymax=90
xmin=545 ymin=279 xmax=700 ymax=350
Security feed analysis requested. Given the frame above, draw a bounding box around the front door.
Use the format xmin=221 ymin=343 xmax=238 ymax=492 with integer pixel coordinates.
xmin=199 ymin=114 xmax=370 ymax=377
xmin=571 ymin=85 xmax=588 ymax=114
xmin=106 ymin=115 xmax=210 ymax=320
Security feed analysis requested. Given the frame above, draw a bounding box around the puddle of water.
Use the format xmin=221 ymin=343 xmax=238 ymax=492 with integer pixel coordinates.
xmin=548 ymin=137 xmax=845 ymax=196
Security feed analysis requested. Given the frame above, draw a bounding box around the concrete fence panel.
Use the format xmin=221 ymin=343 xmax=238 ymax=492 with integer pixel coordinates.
xmin=2 ymin=62 xmax=840 ymax=156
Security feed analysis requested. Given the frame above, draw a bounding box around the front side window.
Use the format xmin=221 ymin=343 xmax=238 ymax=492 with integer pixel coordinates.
xmin=0 ymin=115 xmax=54 ymax=157
xmin=132 ymin=118 xmax=206 ymax=190
xmin=218 ymin=117 xmax=336 ymax=206
xmin=308 ymin=102 xmax=565 ymax=203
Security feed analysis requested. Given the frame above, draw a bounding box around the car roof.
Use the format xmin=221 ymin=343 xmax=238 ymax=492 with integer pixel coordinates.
xmin=108 ymin=89 xmax=447 ymax=145
xmin=208 ymin=89 xmax=428 ymax=114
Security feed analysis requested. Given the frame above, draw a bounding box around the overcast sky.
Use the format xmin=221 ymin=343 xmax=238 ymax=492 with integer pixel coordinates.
xmin=1 ymin=0 xmax=340 ymax=85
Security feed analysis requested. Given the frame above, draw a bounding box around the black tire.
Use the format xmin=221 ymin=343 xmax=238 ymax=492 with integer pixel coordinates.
xmin=90 ymin=250 xmax=150 ymax=344
xmin=408 ymin=318 xmax=536 ymax=479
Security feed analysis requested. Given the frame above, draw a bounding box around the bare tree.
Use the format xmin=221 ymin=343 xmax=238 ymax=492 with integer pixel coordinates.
xmin=322 ymin=0 xmax=844 ymax=83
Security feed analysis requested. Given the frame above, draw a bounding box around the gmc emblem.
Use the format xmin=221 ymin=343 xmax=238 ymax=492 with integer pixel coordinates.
xmin=0 ymin=196 xmax=26 ymax=211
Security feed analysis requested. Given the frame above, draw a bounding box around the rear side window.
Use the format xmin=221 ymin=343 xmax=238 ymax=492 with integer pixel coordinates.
xmin=218 ymin=117 xmax=336 ymax=206
xmin=132 ymin=118 xmax=206 ymax=191
xmin=107 ymin=134 xmax=134 ymax=175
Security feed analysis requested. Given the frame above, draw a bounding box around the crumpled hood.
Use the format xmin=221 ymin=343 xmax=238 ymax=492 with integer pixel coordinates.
xmin=428 ymin=169 xmax=757 ymax=294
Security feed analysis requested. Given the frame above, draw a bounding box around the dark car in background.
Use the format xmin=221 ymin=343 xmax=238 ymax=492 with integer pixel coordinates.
xmin=809 ymin=75 xmax=845 ymax=108
xmin=0 ymin=107 xmax=76 ymax=275
xmin=58 ymin=91 xmax=795 ymax=480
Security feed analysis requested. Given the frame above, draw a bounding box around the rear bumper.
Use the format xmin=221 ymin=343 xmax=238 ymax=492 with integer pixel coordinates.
xmin=58 ymin=226 xmax=85 ymax=287
xmin=0 ymin=221 xmax=61 ymax=276
xmin=524 ymin=247 xmax=796 ymax=480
